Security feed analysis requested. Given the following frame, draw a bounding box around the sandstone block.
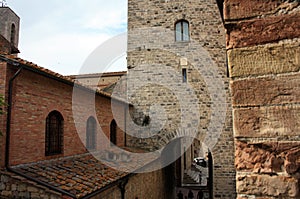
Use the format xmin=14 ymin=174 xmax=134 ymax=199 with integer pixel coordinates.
xmin=235 ymin=141 xmax=300 ymax=174
xmin=0 ymin=182 xmax=5 ymax=190
xmin=228 ymin=42 xmax=300 ymax=78
xmin=27 ymin=186 xmax=39 ymax=193
xmin=237 ymin=174 xmax=299 ymax=197
xmin=224 ymin=0 xmax=299 ymax=20
xmin=234 ymin=106 xmax=300 ymax=138
xmin=1 ymin=190 xmax=12 ymax=196
xmin=231 ymin=74 xmax=300 ymax=106
xmin=226 ymin=13 xmax=300 ymax=49
xmin=237 ymin=196 xmax=275 ymax=199
xmin=18 ymin=183 xmax=26 ymax=192
xmin=11 ymin=184 xmax=17 ymax=191
xmin=285 ymin=147 xmax=300 ymax=174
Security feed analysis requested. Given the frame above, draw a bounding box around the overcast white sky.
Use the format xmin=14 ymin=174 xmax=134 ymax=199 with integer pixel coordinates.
xmin=8 ymin=0 xmax=128 ymax=75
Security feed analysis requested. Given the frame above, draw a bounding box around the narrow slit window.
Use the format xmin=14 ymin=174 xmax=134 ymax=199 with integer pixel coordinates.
xmin=110 ymin=120 xmax=117 ymax=145
xmin=10 ymin=24 xmax=16 ymax=46
xmin=182 ymin=68 xmax=187 ymax=83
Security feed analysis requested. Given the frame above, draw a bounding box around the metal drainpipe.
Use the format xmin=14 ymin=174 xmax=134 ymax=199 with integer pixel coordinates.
xmin=5 ymin=66 xmax=23 ymax=168
xmin=124 ymin=105 xmax=127 ymax=147
xmin=118 ymin=178 xmax=128 ymax=199
xmin=208 ymin=150 xmax=213 ymax=199
xmin=4 ymin=66 xmax=76 ymax=198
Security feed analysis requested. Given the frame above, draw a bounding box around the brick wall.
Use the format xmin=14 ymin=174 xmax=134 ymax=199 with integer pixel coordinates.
xmin=127 ymin=0 xmax=235 ymax=198
xmin=5 ymin=64 xmax=125 ymax=166
xmin=224 ymin=0 xmax=300 ymax=198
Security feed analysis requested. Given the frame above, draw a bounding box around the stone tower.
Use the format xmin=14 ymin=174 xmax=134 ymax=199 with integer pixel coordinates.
xmin=126 ymin=0 xmax=236 ymax=198
xmin=0 ymin=6 xmax=20 ymax=48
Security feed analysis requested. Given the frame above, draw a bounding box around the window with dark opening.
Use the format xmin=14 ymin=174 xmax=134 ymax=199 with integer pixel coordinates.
xmin=86 ymin=116 xmax=96 ymax=150
xmin=110 ymin=119 xmax=117 ymax=145
xmin=45 ymin=111 xmax=63 ymax=156
xmin=10 ymin=24 xmax=16 ymax=46
xmin=182 ymin=68 xmax=187 ymax=83
xmin=175 ymin=20 xmax=189 ymax=41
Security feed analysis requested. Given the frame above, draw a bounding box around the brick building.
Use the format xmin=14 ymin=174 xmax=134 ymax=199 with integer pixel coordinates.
xmin=1 ymin=1 xmax=299 ymax=199
xmin=0 ymin=6 xmax=167 ymax=199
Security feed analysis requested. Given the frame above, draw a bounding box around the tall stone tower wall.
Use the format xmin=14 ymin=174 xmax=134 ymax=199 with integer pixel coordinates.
xmin=0 ymin=7 xmax=20 ymax=48
xmin=127 ymin=0 xmax=236 ymax=198
xmin=224 ymin=0 xmax=300 ymax=198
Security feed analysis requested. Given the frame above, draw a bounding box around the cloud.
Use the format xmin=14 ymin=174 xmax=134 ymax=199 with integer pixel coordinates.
xmin=8 ymin=0 xmax=128 ymax=75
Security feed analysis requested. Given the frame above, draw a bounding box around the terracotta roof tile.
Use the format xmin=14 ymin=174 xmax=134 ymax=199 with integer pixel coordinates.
xmin=68 ymin=71 xmax=127 ymax=79
xmin=11 ymin=149 xmax=159 ymax=198
xmin=11 ymin=153 xmax=128 ymax=198
xmin=0 ymin=55 xmax=129 ymax=104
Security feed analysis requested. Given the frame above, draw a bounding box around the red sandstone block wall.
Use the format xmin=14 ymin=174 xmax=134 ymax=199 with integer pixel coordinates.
xmin=5 ymin=65 xmax=125 ymax=166
xmin=224 ymin=0 xmax=300 ymax=198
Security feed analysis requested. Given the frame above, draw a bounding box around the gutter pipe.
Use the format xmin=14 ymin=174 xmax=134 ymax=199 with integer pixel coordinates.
xmin=2 ymin=60 xmax=76 ymax=198
xmin=1 ymin=56 xmax=134 ymax=198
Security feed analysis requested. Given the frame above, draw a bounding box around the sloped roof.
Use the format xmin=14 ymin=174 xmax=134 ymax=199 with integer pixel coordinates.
xmin=11 ymin=148 xmax=159 ymax=198
xmin=69 ymin=71 xmax=127 ymax=79
xmin=11 ymin=153 xmax=128 ymax=198
xmin=101 ymin=82 xmax=118 ymax=94
xmin=0 ymin=55 xmax=128 ymax=104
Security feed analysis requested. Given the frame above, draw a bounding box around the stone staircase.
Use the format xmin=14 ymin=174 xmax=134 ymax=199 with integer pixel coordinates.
xmin=183 ymin=164 xmax=208 ymax=186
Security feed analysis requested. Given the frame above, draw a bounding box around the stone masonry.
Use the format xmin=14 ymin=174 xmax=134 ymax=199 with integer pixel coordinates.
xmin=0 ymin=7 xmax=19 ymax=48
xmin=0 ymin=171 xmax=62 ymax=199
xmin=224 ymin=0 xmax=300 ymax=198
xmin=127 ymin=0 xmax=236 ymax=198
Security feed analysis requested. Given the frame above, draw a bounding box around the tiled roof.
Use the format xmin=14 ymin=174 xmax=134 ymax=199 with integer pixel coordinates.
xmin=68 ymin=71 xmax=127 ymax=79
xmin=0 ymin=55 xmax=129 ymax=103
xmin=11 ymin=153 xmax=128 ymax=198
xmin=101 ymin=82 xmax=117 ymax=95
xmin=11 ymin=149 xmax=159 ymax=198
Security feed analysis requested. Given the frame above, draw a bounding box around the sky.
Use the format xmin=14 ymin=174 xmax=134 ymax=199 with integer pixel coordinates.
xmin=7 ymin=0 xmax=128 ymax=75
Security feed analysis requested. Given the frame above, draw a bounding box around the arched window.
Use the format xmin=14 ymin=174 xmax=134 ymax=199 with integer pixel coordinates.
xmin=110 ymin=120 xmax=117 ymax=145
xmin=10 ymin=24 xmax=16 ymax=46
xmin=175 ymin=20 xmax=190 ymax=41
xmin=45 ymin=111 xmax=63 ymax=156
xmin=86 ymin=116 xmax=96 ymax=150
